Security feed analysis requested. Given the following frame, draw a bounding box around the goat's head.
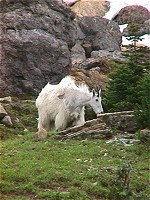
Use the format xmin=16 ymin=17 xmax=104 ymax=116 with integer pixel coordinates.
xmin=89 ymin=86 xmax=103 ymax=114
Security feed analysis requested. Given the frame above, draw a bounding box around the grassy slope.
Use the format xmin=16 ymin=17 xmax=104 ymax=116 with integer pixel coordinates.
xmin=0 ymin=99 xmax=150 ymax=200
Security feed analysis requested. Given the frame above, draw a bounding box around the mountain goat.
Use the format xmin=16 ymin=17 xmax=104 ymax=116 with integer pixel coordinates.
xmin=36 ymin=76 xmax=103 ymax=138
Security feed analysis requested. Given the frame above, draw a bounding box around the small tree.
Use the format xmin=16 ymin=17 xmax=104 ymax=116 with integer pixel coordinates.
xmin=104 ymin=43 xmax=150 ymax=111
xmin=104 ymin=61 xmax=144 ymax=112
xmin=103 ymin=47 xmax=150 ymax=128
xmin=125 ymin=23 xmax=143 ymax=50
xmin=101 ymin=19 xmax=150 ymax=128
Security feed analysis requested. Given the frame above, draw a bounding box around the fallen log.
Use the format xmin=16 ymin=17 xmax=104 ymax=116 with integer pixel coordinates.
xmin=58 ymin=118 xmax=104 ymax=136
xmin=55 ymin=118 xmax=113 ymax=140
xmin=55 ymin=111 xmax=137 ymax=140
xmin=55 ymin=128 xmax=113 ymax=140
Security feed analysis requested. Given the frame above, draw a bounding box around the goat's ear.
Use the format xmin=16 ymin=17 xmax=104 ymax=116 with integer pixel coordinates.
xmin=92 ymin=89 xmax=96 ymax=96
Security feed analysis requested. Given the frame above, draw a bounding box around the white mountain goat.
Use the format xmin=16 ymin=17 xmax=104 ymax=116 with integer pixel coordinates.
xmin=36 ymin=76 xmax=103 ymax=137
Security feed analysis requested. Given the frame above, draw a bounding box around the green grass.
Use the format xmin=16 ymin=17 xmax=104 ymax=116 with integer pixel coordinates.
xmin=1 ymin=132 xmax=150 ymax=200
xmin=0 ymin=99 xmax=37 ymax=139
xmin=0 ymin=99 xmax=150 ymax=199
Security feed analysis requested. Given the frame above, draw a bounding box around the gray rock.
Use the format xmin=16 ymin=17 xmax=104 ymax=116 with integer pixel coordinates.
xmin=0 ymin=103 xmax=7 ymax=121
xmin=0 ymin=0 xmax=125 ymax=97
xmin=0 ymin=103 xmax=12 ymax=126
xmin=55 ymin=111 xmax=138 ymax=140
xmin=98 ymin=111 xmax=138 ymax=133
xmin=91 ymin=50 xmax=127 ymax=62
xmin=139 ymin=129 xmax=150 ymax=143
xmin=71 ymin=42 xmax=86 ymax=65
xmin=106 ymin=137 xmax=140 ymax=146
xmin=0 ymin=0 xmax=77 ymax=96
xmin=78 ymin=17 xmax=122 ymax=51
xmin=0 ymin=113 xmax=7 ymax=121
xmin=71 ymin=0 xmax=110 ymax=17
xmin=113 ymin=5 xmax=150 ymax=25
xmin=1 ymin=116 xmax=12 ymax=127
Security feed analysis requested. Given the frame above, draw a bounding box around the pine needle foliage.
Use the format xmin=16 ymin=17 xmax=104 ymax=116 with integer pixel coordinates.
xmin=103 ymin=47 xmax=150 ymax=128
xmin=136 ymin=74 xmax=150 ymax=128
xmin=104 ymin=61 xmax=144 ymax=111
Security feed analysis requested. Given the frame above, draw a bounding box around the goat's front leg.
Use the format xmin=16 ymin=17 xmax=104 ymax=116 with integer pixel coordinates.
xmin=72 ymin=107 xmax=85 ymax=127
xmin=35 ymin=114 xmax=48 ymax=138
xmin=55 ymin=113 xmax=67 ymax=131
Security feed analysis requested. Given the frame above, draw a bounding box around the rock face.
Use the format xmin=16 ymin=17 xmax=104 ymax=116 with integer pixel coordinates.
xmin=91 ymin=50 xmax=127 ymax=62
xmin=0 ymin=0 xmax=77 ymax=96
xmin=78 ymin=17 xmax=122 ymax=52
xmin=70 ymin=17 xmax=122 ymax=65
xmin=0 ymin=0 xmax=122 ymax=97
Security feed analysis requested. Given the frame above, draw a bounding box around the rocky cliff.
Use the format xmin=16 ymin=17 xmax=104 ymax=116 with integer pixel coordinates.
xmin=0 ymin=0 xmax=78 ymax=96
xmin=0 ymin=0 xmax=124 ymax=97
xmin=0 ymin=0 xmax=149 ymax=97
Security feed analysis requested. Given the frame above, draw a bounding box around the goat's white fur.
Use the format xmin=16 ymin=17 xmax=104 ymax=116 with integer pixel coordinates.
xmin=36 ymin=76 xmax=103 ymax=135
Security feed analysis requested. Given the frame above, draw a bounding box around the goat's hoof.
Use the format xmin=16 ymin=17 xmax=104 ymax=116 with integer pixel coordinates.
xmin=34 ymin=129 xmax=48 ymax=139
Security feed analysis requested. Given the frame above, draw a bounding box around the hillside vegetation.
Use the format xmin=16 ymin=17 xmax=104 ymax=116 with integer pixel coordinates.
xmin=1 ymin=98 xmax=150 ymax=200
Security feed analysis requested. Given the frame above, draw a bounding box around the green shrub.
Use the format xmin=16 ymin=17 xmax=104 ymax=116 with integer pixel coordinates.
xmin=135 ymin=74 xmax=150 ymax=128
xmin=104 ymin=61 xmax=144 ymax=112
xmin=103 ymin=47 xmax=150 ymax=128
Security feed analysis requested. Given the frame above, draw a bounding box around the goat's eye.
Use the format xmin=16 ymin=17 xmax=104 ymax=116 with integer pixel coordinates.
xmin=96 ymin=99 xmax=98 ymax=102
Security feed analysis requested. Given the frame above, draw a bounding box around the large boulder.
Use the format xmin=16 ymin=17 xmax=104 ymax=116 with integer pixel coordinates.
xmin=71 ymin=0 xmax=110 ymax=17
xmin=0 ymin=0 xmax=78 ymax=96
xmin=78 ymin=17 xmax=122 ymax=52
xmin=70 ymin=41 xmax=86 ymax=65
xmin=98 ymin=111 xmax=138 ymax=133
xmin=113 ymin=5 xmax=150 ymax=25
xmin=55 ymin=111 xmax=139 ymax=140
